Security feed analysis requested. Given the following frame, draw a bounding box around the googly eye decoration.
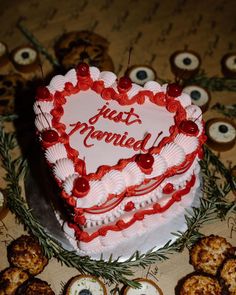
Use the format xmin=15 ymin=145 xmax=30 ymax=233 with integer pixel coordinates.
xmin=170 ymin=50 xmax=201 ymax=80
xmin=11 ymin=45 xmax=39 ymax=73
xmin=126 ymin=65 xmax=157 ymax=86
xmin=183 ymin=85 xmax=211 ymax=112
xmin=221 ymin=53 xmax=236 ymax=78
xmin=205 ymin=118 xmax=236 ymax=151
xmin=65 ymin=275 xmax=107 ymax=295
xmin=123 ymin=278 xmax=163 ymax=295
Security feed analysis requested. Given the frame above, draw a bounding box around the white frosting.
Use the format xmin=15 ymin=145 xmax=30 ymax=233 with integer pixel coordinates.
xmin=35 ymin=113 xmax=53 ymax=131
xmin=45 ymin=143 xmax=67 ymax=164
xmin=53 ymin=158 xmax=75 ymax=181
xmin=33 ymin=101 xmax=53 ymax=115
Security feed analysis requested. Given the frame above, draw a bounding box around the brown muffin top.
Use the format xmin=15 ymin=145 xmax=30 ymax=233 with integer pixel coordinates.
xmin=189 ymin=235 xmax=235 ymax=275
xmin=0 ymin=267 xmax=29 ymax=295
xmin=7 ymin=235 xmax=48 ymax=276
xmin=220 ymin=257 xmax=236 ymax=295
xmin=16 ymin=278 xmax=55 ymax=295
xmin=179 ymin=273 xmax=222 ymax=295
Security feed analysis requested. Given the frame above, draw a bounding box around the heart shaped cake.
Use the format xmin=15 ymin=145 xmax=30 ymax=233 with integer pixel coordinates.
xmin=34 ymin=63 xmax=206 ymax=259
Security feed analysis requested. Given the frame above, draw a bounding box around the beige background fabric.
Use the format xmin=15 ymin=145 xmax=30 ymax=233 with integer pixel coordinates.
xmin=0 ymin=0 xmax=236 ymax=294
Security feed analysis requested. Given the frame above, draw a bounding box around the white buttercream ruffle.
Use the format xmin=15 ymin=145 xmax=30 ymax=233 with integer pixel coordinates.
xmin=45 ymin=143 xmax=67 ymax=164
xmin=53 ymin=158 xmax=75 ymax=181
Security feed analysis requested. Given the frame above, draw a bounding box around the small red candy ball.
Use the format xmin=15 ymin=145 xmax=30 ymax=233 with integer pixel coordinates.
xmin=41 ymin=129 xmax=59 ymax=143
xmin=73 ymin=177 xmax=90 ymax=198
xmin=179 ymin=120 xmax=199 ymax=136
xmin=77 ymin=62 xmax=90 ymax=77
xmin=162 ymin=183 xmax=174 ymax=194
xmin=124 ymin=201 xmax=135 ymax=212
xmin=136 ymin=153 xmax=154 ymax=170
xmin=118 ymin=76 xmax=132 ymax=91
xmin=167 ymin=83 xmax=182 ymax=97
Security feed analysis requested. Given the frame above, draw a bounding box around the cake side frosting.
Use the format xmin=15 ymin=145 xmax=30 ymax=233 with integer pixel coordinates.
xmin=34 ymin=64 xmax=206 ymax=255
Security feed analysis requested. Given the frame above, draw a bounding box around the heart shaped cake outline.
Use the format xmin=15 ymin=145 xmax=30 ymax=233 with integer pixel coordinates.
xmin=34 ymin=65 xmax=206 ymax=245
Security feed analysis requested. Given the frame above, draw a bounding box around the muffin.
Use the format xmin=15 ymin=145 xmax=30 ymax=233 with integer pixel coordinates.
xmin=221 ymin=53 xmax=236 ymax=78
xmin=220 ymin=257 xmax=236 ymax=295
xmin=7 ymin=235 xmax=48 ymax=275
xmin=125 ymin=65 xmax=157 ymax=86
xmin=0 ymin=267 xmax=29 ymax=295
xmin=16 ymin=278 xmax=55 ymax=295
xmin=178 ymin=273 xmax=222 ymax=295
xmin=189 ymin=235 xmax=235 ymax=275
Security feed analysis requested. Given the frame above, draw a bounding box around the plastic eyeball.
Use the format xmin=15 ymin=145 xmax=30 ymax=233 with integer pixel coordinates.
xmin=65 ymin=275 xmax=107 ymax=295
xmin=221 ymin=53 xmax=236 ymax=78
xmin=0 ymin=41 xmax=9 ymax=67
xmin=206 ymin=118 xmax=236 ymax=151
xmin=11 ymin=45 xmax=39 ymax=73
xmin=126 ymin=65 xmax=156 ymax=86
xmin=183 ymin=85 xmax=211 ymax=112
xmin=170 ymin=50 xmax=201 ymax=80
xmin=123 ymin=278 xmax=163 ymax=295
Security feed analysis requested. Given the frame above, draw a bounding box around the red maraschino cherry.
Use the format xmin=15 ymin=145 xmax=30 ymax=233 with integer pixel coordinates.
xmin=72 ymin=177 xmax=90 ymax=198
xmin=167 ymin=83 xmax=182 ymax=97
xmin=77 ymin=62 xmax=90 ymax=77
xmin=41 ymin=129 xmax=59 ymax=143
xmin=118 ymin=76 xmax=132 ymax=92
xmin=36 ymin=86 xmax=51 ymax=100
xmin=179 ymin=120 xmax=199 ymax=136
xmin=136 ymin=153 xmax=154 ymax=170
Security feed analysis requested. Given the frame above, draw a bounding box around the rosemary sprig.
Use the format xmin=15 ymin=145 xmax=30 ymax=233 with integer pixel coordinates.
xmin=185 ymin=71 xmax=236 ymax=92
xmin=211 ymin=103 xmax=236 ymax=119
xmin=0 ymin=126 xmax=235 ymax=288
xmin=17 ymin=20 xmax=60 ymax=69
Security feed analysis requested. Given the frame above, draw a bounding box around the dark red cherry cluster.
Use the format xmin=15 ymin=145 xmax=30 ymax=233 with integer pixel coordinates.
xmin=72 ymin=176 xmax=90 ymax=198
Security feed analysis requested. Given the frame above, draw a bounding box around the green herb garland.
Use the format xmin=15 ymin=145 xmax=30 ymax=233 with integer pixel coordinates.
xmin=0 ymin=126 xmax=235 ymax=288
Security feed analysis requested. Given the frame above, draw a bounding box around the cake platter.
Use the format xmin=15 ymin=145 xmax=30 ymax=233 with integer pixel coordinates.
xmin=24 ymin=142 xmax=201 ymax=261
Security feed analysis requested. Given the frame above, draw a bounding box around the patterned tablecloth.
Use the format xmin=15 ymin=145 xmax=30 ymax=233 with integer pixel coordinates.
xmin=0 ymin=0 xmax=235 ymax=294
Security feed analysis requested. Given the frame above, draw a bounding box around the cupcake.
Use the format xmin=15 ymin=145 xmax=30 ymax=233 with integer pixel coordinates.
xmin=125 ymin=65 xmax=157 ymax=86
xmin=0 ymin=41 xmax=9 ymax=67
xmin=221 ymin=53 xmax=236 ymax=78
xmin=11 ymin=45 xmax=39 ymax=73
xmin=219 ymin=257 xmax=236 ymax=295
xmin=16 ymin=278 xmax=55 ymax=295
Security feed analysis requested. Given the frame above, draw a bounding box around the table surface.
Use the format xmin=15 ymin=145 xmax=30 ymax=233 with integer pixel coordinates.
xmin=0 ymin=0 xmax=236 ymax=294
